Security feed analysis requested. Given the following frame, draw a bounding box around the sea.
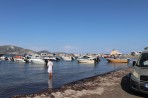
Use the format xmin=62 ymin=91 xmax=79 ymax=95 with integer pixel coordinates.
xmin=0 ymin=58 xmax=131 ymax=98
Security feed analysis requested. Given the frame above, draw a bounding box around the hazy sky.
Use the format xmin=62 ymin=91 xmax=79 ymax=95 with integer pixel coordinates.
xmin=0 ymin=0 xmax=148 ymax=54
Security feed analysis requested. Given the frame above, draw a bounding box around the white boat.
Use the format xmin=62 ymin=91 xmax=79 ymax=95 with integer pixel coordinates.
xmin=31 ymin=59 xmax=45 ymax=64
xmin=15 ymin=58 xmax=26 ymax=63
xmin=0 ymin=56 xmax=5 ymax=60
xmin=62 ymin=56 xmax=72 ymax=61
xmin=77 ymin=58 xmax=95 ymax=63
xmin=49 ymin=57 xmax=57 ymax=61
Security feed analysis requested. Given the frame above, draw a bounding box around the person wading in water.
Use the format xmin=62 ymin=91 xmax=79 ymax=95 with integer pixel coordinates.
xmin=47 ymin=59 xmax=53 ymax=78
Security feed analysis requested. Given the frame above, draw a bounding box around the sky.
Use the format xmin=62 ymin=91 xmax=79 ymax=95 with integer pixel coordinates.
xmin=0 ymin=0 xmax=148 ymax=54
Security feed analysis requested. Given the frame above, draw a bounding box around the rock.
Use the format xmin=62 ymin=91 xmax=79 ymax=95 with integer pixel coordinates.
xmin=52 ymin=92 xmax=64 ymax=98
xmin=63 ymin=89 xmax=76 ymax=96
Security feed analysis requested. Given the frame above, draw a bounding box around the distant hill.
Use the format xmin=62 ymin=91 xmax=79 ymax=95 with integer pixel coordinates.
xmin=0 ymin=45 xmax=37 ymax=55
xmin=38 ymin=50 xmax=51 ymax=54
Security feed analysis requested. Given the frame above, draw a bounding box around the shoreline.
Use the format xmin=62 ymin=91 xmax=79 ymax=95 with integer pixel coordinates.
xmin=13 ymin=67 xmax=134 ymax=98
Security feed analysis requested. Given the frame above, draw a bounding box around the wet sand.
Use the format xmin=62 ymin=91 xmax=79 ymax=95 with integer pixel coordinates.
xmin=13 ymin=68 xmax=148 ymax=98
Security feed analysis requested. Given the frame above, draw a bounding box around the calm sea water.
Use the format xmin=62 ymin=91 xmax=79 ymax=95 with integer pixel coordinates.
xmin=0 ymin=58 xmax=129 ymax=98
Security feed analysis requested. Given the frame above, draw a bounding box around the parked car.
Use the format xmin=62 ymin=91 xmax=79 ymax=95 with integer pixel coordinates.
xmin=130 ymin=48 xmax=148 ymax=93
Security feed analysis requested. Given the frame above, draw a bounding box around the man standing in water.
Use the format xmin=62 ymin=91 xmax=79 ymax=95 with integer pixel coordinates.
xmin=47 ymin=59 xmax=53 ymax=78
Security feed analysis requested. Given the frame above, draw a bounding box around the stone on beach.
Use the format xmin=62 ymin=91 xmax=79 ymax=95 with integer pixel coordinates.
xmin=63 ymin=89 xmax=76 ymax=96
xmin=52 ymin=92 xmax=64 ymax=98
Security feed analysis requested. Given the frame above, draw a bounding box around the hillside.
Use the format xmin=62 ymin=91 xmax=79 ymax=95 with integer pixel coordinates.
xmin=0 ymin=45 xmax=36 ymax=55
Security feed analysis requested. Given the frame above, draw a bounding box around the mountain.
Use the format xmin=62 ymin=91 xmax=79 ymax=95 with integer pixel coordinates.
xmin=0 ymin=45 xmax=36 ymax=55
xmin=38 ymin=50 xmax=50 ymax=53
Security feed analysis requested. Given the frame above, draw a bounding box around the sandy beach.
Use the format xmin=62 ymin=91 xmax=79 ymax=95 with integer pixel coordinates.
xmin=13 ymin=67 xmax=148 ymax=98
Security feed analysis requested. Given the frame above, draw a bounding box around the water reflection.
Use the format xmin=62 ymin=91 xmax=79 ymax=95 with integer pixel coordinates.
xmin=79 ymin=63 xmax=96 ymax=67
xmin=48 ymin=77 xmax=52 ymax=89
xmin=107 ymin=62 xmax=128 ymax=71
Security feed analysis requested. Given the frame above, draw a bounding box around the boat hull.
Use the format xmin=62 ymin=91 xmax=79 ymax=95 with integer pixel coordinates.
xmin=78 ymin=59 xmax=95 ymax=63
xmin=62 ymin=56 xmax=72 ymax=61
xmin=31 ymin=59 xmax=45 ymax=64
xmin=15 ymin=59 xmax=26 ymax=63
xmin=106 ymin=58 xmax=128 ymax=63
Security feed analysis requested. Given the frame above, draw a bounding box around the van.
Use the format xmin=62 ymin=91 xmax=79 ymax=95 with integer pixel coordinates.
xmin=130 ymin=48 xmax=148 ymax=93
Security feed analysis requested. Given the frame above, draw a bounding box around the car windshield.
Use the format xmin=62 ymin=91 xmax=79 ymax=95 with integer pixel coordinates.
xmin=137 ymin=53 xmax=148 ymax=67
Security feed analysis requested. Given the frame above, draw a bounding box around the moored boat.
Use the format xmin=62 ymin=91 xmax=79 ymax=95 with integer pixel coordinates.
xmin=15 ymin=58 xmax=26 ymax=63
xmin=61 ymin=56 xmax=72 ymax=61
xmin=78 ymin=59 xmax=94 ymax=63
xmin=77 ymin=58 xmax=96 ymax=63
xmin=106 ymin=58 xmax=128 ymax=63
xmin=31 ymin=59 xmax=45 ymax=64
xmin=14 ymin=56 xmax=26 ymax=63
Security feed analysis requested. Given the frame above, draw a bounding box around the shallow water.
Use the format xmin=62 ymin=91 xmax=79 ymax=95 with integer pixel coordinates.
xmin=0 ymin=58 xmax=129 ymax=98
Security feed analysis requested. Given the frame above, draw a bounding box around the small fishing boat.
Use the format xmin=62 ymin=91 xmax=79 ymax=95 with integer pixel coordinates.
xmin=61 ymin=56 xmax=72 ymax=61
xmin=31 ymin=59 xmax=45 ymax=64
xmin=106 ymin=58 xmax=128 ymax=63
xmin=14 ymin=56 xmax=26 ymax=63
xmin=77 ymin=58 xmax=96 ymax=63
xmin=15 ymin=58 xmax=26 ymax=63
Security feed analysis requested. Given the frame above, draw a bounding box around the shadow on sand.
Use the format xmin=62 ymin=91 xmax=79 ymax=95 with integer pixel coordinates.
xmin=121 ymin=73 xmax=148 ymax=98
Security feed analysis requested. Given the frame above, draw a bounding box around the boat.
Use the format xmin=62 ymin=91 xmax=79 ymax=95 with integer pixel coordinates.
xmin=0 ymin=56 xmax=5 ymax=60
xmin=31 ymin=59 xmax=45 ymax=64
xmin=15 ymin=58 xmax=26 ymax=63
xmin=14 ymin=56 xmax=26 ymax=63
xmin=61 ymin=56 xmax=72 ymax=61
xmin=77 ymin=58 xmax=95 ymax=63
xmin=49 ymin=57 xmax=60 ymax=61
xmin=106 ymin=58 xmax=128 ymax=63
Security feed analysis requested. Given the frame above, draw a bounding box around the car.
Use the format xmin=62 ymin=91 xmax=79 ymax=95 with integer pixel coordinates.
xmin=130 ymin=48 xmax=148 ymax=93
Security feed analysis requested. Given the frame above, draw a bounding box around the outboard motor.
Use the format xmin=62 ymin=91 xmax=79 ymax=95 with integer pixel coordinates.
xmin=45 ymin=59 xmax=48 ymax=66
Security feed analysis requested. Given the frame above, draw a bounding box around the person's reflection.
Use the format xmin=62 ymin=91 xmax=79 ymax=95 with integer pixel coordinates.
xmin=48 ymin=77 xmax=52 ymax=89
